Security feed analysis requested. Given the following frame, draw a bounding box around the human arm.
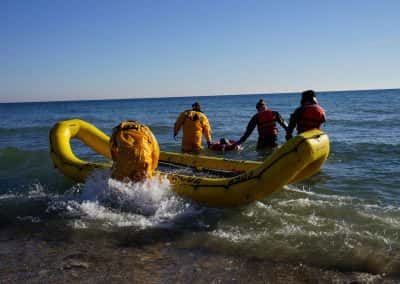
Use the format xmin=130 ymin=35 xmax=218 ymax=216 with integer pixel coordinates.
xmin=201 ymin=115 xmax=212 ymax=146
xmin=321 ymin=108 xmax=327 ymax=124
xmin=173 ymin=112 xmax=186 ymax=138
xmin=236 ymin=114 xmax=257 ymax=145
xmin=286 ymin=107 xmax=301 ymax=140
xmin=274 ymin=111 xmax=288 ymax=132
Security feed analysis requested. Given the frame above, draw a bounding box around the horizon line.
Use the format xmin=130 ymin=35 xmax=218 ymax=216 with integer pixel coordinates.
xmin=1 ymin=87 xmax=399 ymax=104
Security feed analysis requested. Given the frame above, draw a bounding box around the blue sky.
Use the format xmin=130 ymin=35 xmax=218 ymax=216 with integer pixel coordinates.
xmin=1 ymin=0 xmax=399 ymax=102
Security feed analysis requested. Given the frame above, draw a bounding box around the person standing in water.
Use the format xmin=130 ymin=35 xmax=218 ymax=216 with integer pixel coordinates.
xmin=286 ymin=90 xmax=326 ymax=140
xmin=235 ymin=99 xmax=288 ymax=149
xmin=173 ymin=102 xmax=212 ymax=153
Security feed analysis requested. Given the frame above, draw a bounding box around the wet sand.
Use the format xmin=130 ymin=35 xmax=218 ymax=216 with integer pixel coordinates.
xmin=0 ymin=220 xmax=398 ymax=284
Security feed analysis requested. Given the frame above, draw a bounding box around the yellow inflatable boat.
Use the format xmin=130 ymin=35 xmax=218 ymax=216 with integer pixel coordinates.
xmin=49 ymin=119 xmax=330 ymax=207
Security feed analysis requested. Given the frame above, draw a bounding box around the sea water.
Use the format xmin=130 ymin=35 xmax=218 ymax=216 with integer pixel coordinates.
xmin=0 ymin=89 xmax=400 ymax=282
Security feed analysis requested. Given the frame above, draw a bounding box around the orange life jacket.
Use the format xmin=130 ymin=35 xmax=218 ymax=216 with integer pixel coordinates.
xmin=297 ymin=104 xmax=326 ymax=133
xmin=257 ymin=110 xmax=278 ymax=136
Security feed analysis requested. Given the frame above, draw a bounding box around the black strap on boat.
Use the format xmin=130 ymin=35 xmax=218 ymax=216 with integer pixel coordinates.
xmin=158 ymin=161 xmax=241 ymax=178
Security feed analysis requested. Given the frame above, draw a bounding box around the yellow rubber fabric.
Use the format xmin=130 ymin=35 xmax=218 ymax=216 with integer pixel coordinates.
xmin=174 ymin=110 xmax=212 ymax=153
xmin=110 ymin=121 xmax=160 ymax=182
xmin=49 ymin=119 xmax=330 ymax=207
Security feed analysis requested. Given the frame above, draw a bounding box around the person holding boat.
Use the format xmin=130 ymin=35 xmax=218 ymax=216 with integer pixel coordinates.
xmin=285 ymin=90 xmax=326 ymax=140
xmin=110 ymin=121 xmax=160 ymax=182
xmin=173 ymin=102 xmax=212 ymax=153
xmin=234 ymin=99 xmax=288 ymax=149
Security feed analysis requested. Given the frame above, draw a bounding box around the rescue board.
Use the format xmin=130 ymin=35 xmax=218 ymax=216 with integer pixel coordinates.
xmin=49 ymin=119 xmax=330 ymax=207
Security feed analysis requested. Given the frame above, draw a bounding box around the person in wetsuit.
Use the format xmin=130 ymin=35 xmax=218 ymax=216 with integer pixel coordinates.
xmin=286 ymin=90 xmax=326 ymax=140
xmin=235 ymin=99 xmax=288 ymax=149
xmin=173 ymin=102 xmax=212 ymax=153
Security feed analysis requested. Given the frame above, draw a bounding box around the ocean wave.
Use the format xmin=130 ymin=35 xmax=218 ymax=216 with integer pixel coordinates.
xmin=281 ymin=185 xmax=356 ymax=202
xmin=0 ymin=126 xmax=51 ymax=136
xmin=206 ymin=188 xmax=400 ymax=274
xmin=45 ymin=171 xmax=206 ymax=230
xmin=0 ymin=182 xmax=58 ymax=225
xmin=330 ymin=141 xmax=400 ymax=156
xmin=146 ymin=124 xmax=172 ymax=134
xmin=0 ymin=147 xmax=49 ymax=167
xmin=0 ymin=183 xmax=49 ymax=201
xmin=0 ymin=147 xmax=74 ymax=195
xmin=327 ymin=117 xmax=400 ymax=125
xmin=0 ymin=147 xmax=52 ymax=177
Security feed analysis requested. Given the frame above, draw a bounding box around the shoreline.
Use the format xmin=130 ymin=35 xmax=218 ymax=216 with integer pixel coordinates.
xmin=0 ymin=222 xmax=397 ymax=284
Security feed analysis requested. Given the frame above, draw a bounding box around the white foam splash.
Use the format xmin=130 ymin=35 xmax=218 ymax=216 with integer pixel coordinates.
xmin=306 ymin=212 xmax=326 ymax=227
xmin=287 ymin=186 xmax=355 ymax=202
xmin=16 ymin=215 xmax=41 ymax=223
xmin=357 ymin=211 xmax=400 ymax=228
xmin=27 ymin=183 xmax=47 ymax=196
xmin=212 ymin=190 xmax=400 ymax=251
xmin=68 ymin=200 xmax=153 ymax=229
xmin=277 ymin=197 xmax=327 ymax=208
xmin=64 ymin=170 xmax=193 ymax=229
xmin=0 ymin=193 xmax=16 ymax=200
xmin=211 ymin=226 xmax=261 ymax=243
xmin=0 ymin=183 xmax=49 ymax=200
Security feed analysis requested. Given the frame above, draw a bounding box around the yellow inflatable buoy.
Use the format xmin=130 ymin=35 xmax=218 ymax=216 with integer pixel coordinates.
xmin=49 ymin=119 xmax=330 ymax=207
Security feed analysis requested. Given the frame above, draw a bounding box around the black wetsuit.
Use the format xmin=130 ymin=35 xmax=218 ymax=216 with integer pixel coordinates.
xmin=237 ymin=111 xmax=288 ymax=149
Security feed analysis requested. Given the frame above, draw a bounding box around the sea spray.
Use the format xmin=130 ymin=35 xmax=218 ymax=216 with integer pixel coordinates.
xmin=60 ymin=170 xmax=193 ymax=229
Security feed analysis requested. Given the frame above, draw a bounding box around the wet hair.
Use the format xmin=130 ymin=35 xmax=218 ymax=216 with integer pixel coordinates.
xmin=301 ymin=90 xmax=316 ymax=103
xmin=192 ymin=102 xmax=201 ymax=108
xmin=256 ymin=99 xmax=266 ymax=109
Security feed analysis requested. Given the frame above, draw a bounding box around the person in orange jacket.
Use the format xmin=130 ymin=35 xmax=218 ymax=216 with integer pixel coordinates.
xmin=286 ymin=90 xmax=326 ymax=140
xmin=110 ymin=121 xmax=160 ymax=182
xmin=235 ymin=99 xmax=288 ymax=149
xmin=173 ymin=102 xmax=212 ymax=153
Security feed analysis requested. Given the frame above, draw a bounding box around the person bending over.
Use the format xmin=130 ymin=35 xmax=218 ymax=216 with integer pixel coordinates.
xmin=110 ymin=121 xmax=159 ymax=182
xmin=236 ymin=99 xmax=288 ymax=149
